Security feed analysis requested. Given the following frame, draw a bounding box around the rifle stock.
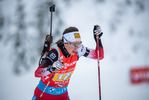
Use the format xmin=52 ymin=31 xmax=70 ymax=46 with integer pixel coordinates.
xmin=46 ymin=34 xmax=53 ymax=52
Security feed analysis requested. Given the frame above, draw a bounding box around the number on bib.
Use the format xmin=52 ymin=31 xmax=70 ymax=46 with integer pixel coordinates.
xmin=53 ymin=72 xmax=73 ymax=81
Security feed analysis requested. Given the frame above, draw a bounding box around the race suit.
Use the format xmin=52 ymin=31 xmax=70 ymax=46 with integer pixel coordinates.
xmin=32 ymin=40 xmax=104 ymax=100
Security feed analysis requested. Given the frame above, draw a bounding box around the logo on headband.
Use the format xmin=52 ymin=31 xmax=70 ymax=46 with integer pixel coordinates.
xmin=74 ymin=33 xmax=80 ymax=39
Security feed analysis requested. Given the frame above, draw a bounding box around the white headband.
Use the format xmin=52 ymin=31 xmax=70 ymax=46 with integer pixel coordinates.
xmin=63 ymin=31 xmax=81 ymax=43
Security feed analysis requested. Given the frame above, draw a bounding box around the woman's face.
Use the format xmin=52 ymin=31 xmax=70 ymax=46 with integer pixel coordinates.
xmin=64 ymin=41 xmax=82 ymax=56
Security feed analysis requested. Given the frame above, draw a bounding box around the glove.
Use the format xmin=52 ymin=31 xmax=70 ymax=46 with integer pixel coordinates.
xmin=52 ymin=60 xmax=63 ymax=70
xmin=47 ymin=60 xmax=63 ymax=73
xmin=93 ymin=25 xmax=103 ymax=42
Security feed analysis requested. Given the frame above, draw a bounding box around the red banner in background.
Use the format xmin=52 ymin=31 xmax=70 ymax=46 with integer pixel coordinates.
xmin=130 ymin=67 xmax=149 ymax=84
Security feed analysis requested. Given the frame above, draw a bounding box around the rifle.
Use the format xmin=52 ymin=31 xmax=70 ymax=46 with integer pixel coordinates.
xmin=39 ymin=5 xmax=55 ymax=66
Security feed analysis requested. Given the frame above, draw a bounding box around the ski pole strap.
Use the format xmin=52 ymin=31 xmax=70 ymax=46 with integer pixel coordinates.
xmin=37 ymin=80 xmax=68 ymax=95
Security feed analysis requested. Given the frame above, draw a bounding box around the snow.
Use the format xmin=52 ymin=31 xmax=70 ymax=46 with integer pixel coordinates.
xmin=0 ymin=0 xmax=149 ymax=100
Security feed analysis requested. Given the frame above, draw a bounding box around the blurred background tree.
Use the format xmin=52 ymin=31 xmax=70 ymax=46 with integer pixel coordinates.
xmin=0 ymin=0 xmax=148 ymax=75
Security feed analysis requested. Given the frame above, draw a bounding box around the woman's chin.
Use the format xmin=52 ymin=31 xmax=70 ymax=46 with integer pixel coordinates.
xmin=70 ymin=51 xmax=76 ymax=55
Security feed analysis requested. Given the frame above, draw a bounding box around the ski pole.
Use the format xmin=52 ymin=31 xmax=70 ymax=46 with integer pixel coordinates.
xmin=38 ymin=5 xmax=55 ymax=100
xmin=96 ymin=35 xmax=101 ymax=100
xmin=38 ymin=72 xmax=56 ymax=100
